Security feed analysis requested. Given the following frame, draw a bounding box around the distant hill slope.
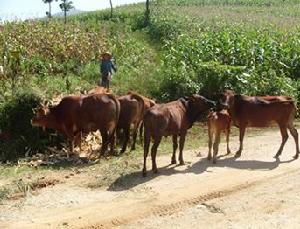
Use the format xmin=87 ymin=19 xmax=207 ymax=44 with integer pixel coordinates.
xmin=53 ymin=8 xmax=85 ymax=17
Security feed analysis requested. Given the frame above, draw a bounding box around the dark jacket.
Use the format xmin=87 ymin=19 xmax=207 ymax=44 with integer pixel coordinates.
xmin=101 ymin=59 xmax=117 ymax=76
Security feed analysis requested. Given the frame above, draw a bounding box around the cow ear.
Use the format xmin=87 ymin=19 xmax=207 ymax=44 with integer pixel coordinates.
xmin=179 ymin=98 xmax=189 ymax=108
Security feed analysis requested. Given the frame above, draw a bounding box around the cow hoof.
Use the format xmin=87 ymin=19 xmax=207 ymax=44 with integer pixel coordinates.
xmin=152 ymin=168 xmax=158 ymax=174
xmin=293 ymin=154 xmax=299 ymax=159
xmin=226 ymin=150 xmax=231 ymax=155
xmin=142 ymin=169 xmax=147 ymax=177
xmin=234 ymin=153 xmax=241 ymax=158
xmin=207 ymin=156 xmax=211 ymax=161
xmin=213 ymin=159 xmax=217 ymax=164
xmin=179 ymin=161 xmax=185 ymax=165
xmin=171 ymin=159 xmax=177 ymax=164
xmin=274 ymin=154 xmax=280 ymax=159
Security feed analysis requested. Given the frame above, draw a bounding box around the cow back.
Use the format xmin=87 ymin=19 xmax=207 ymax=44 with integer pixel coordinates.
xmin=118 ymin=94 xmax=144 ymax=128
xmin=232 ymin=95 xmax=296 ymax=127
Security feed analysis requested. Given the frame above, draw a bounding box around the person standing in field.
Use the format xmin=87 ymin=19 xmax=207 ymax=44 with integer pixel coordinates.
xmin=99 ymin=52 xmax=117 ymax=89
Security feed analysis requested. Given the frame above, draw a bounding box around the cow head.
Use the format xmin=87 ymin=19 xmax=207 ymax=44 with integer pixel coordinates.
xmin=186 ymin=94 xmax=216 ymax=124
xmin=31 ymin=105 xmax=51 ymax=128
xmin=219 ymin=89 xmax=235 ymax=109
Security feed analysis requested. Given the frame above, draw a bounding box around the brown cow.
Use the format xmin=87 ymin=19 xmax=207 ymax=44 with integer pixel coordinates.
xmin=31 ymin=94 xmax=120 ymax=156
xmin=143 ymin=95 xmax=216 ymax=176
xmin=221 ymin=90 xmax=299 ymax=159
xmin=117 ymin=93 xmax=145 ymax=153
xmin=207 ymin=109 xmax=231 ymax=163
xmin=127 ymin=91 xmax=156 ymax=142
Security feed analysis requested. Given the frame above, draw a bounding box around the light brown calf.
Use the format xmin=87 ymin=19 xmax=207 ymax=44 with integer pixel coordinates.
xmin=207 ymin=109 xmax=231 ymax=163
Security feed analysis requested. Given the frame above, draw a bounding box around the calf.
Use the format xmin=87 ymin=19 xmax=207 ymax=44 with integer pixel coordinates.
xmin=221 ymin=90 xmax=299 ymax=159
xmin=207 ymin=109 xmax=231 ymax=164
xmin=32 ymin=94 xmax=120 ymax=156
xmin=143 ymin=95 xmax=215 ymax=176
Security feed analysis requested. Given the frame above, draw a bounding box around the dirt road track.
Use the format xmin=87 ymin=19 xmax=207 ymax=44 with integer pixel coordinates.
xmin=1 ymin=129 xmax=300 ymax=228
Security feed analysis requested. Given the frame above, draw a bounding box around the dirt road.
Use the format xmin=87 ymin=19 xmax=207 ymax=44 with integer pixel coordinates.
xmin=1 ymin=128 xmax=300 ymax=228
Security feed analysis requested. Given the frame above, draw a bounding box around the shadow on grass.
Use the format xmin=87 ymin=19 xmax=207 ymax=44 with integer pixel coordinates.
xmin=108 ymin=155 xmax=296 ymax=192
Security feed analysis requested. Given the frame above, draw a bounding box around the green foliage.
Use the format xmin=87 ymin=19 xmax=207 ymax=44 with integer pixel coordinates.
xmin=0 ymin=90 xmax=64 ymax=162
xmin=148 ymin=13 xmax=184 ymax=41
xmin=152 ymin=13 xmax=300 ymax=102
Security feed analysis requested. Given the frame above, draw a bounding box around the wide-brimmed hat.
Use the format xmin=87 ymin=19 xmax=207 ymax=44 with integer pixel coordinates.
xmin=101 ymin=52 xmax=112 ymax=58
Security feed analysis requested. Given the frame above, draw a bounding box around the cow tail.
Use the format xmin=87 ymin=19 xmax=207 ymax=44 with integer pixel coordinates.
xmin=130 ymin=94 xmax=145 ymax=119
xmin=108 ymin=94 xmax=120 ymax=143
xmin=290 ymin=100 xmax=297 ymax=122
xmin=130 ymin=94 xmax=145 ymax=139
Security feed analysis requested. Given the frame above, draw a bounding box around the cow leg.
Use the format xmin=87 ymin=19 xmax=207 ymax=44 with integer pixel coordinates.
xmin=120 ymin=127 xmax=130 ymax=154
xmin=151 ymin=136 xmax=162 ymax=174
xmin=235 ymin=126 xmax=246 ymax=157
xmin=207 ymin=128 xmax=213 ymax=161
xmin=274 ymin=125 xmax=288 ymax=158
xmin=226 ymin=127 xmax=231 ymax=155
xmin=171 ymin=135 xmax=178 ymax=164
xmin=131 ymin=123 xmax=139 ymax=151
xmin=116 ymin=128 xmax=122 ymax=146
xmin=100 ymin=130 xmax=109 ymax=156
xmin=139 ymin=122 xmax=144 ymax=144
xmin=68 ymin=139 xmax=73 ymax=158
xmin=109 ymin=131 xmax=116 ymax=155
xmin=142 ymin=128 xmax=151 ymax=177
xmin=287 ymin=125 xmax=299 ymax=159
xmin=178 ymin=133 xmax=187 ymax=165
xmin=213 ymin=131 xmax=221 ymax=164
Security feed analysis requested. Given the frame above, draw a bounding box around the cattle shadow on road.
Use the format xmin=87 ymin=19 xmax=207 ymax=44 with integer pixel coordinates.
xmin=108 ymin=155 xmax=296 ymax=192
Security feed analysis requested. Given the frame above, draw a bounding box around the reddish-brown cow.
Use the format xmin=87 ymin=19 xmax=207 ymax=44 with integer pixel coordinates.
xmin=117 ymin=93 xmax=145 ymax=153
xmin=221 ymin=90 xmax=299 ymax=159
xmin=207 ymin=109 xmax=231 ymax=163
xmin=31 ymin=94 xmax=120 ymax=156
xmin=127 ymin=91 xmax=156 ymax=142
xmin=143 ymin=95 xmax=215 ymax=176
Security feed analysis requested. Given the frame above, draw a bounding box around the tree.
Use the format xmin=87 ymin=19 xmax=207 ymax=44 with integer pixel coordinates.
xmin=109 ymin=0 xmax=113 ymax=19
xmin=144 ymin=0 xmax=150 ymax=26
xmin=43 ymin=0 xmax=56 ymax=19
xmin=59 ymin=0 xmax=74 ymax=24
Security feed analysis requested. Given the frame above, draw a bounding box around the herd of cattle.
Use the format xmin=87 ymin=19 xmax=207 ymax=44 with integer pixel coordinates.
xmin=31 ymin=87 xmax=299 ymax=176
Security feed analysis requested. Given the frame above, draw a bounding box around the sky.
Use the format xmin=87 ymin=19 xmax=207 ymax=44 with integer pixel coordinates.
xmin=0 ymin=0 xmax=145 ymax=21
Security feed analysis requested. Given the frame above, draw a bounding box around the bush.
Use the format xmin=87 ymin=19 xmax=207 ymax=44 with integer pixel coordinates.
xmin=0 ymin=90 xmax=64 ymax=162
